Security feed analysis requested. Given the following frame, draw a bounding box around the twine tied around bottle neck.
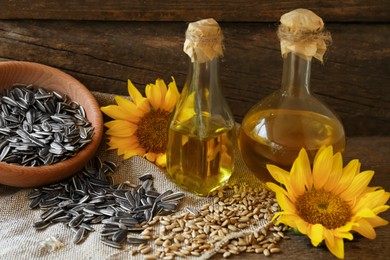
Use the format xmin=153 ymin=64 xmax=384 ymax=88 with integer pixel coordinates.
xmin=183 ymin=18 xmax=224 ymax=63
xmin=277 ymin=9 xmax=332 ymax=63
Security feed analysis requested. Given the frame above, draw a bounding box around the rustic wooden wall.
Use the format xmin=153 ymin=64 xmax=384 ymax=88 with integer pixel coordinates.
xmin=0 ymin=1 xmax=389 ymax=136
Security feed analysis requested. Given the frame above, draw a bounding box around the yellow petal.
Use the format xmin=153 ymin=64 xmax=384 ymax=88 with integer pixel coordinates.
xmin=308 ymin=223 xmax=324 ymax=247
xmin=323 ymin=228 xmax=335 ymax=248
xmin=324 ymin=152 xmax=343 ymax=191
xmin=336 ymin=222 xmax=354 ymax=233
xmin=266 ymin=164 xmax=290 ymax=185
xmin=312 ymin=146 xmax=333 ymax=189
xmin=162 ymin=77 xmax=180 ymax=111
xmin=352 ymin=189 xmax=389 ymax=214
xmin=101 ymin=105 xmax=133 ymax=121
xmin=366 ymin=215 xmax=389 ymax=228
xmin=175 ymin=91 xmax=196 ymax=122
xmin=295 ymin=219 xmax=309 ymax=235
xmin=266 ymin=182 xmax=288 ymax=197
xmin=146 ymin=81 xmax=163 ymax=109
xmin=290 ymin=148 xmax=312 ymax=195
xmin=156 ymin=78 xmax=168 ymax=99
xmin=107 ymin=136 xmax=138 ymax=155
xmin=336 ymin=231 xmax=353 ymax=241
xmin=267 ymin=164 xmax=300 ymax=199
xmin=332 ymin=159 xmax=360 ymax=195
xmin=104 ymin=120 xmax=137 ymax=137
xmin=144 ymin=152 xmax=157 ymax=162
xmin=372 ymin=205 xmax=390 ymax=215
xmin=114 ymin=96 xmax=144 ymax=120
xmin=156 ymin=153 xmax=167 ymax=167
xmin=339 ymin=170 xmax=374 ymax=202
xmin=137 ymin=99 xmax=152 ymax=114
xmin=267 ymin=182 xmax=296 ymax=209
xmin=325 ymin=236 xmax=344 ymax=259
xmin=314 ymin=145 xmax=327 ymax=163
xmin=128 ymin=79 xmax=146 ymax=106
xmin=276 ymin=213 xmax=301 ymax=227
xmin=354 ymin=208 xmax=377 ymax=219
xmin=123 ymin=148 xmax=146 ymax=159
xmin=352 ymin=219 xmax=376 ymax=239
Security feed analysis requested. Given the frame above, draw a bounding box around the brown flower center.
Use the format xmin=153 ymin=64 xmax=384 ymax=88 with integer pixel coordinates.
xmin=135 ymin=109 xmax=171 ymax=154
xmin=296 ymin=189 xmax=351 ymax=229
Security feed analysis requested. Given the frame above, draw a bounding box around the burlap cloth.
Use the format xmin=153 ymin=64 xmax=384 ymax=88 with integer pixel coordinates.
xmin=0 ymin=92 xmax=273 ymax=260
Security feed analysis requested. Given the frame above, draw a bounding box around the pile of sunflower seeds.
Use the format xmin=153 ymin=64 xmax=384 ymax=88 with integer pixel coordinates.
xmin=131 ymin=184 xmax=287 ymax=259
xmin=0 ymin=83 xmax=93 ymax=166
xmin=28 ymin=156 xmax=184 ymax=248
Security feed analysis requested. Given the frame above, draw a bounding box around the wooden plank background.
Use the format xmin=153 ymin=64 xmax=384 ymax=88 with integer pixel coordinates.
xmin=0 ymin=1 xmax=389 ymax=136
xmin=0 ymin=0 xmax=389 ymax=22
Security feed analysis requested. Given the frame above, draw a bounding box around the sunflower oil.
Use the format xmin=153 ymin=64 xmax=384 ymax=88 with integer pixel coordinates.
xmin=239 ymin=109 xmax=345 ymax=182
xmin=166 ymin=18 xmax=236 ymax=196
xmin=239 ymin=10 xmax=346 ymax=182
xmin=167 ymin=118 xmax=235 ymax=196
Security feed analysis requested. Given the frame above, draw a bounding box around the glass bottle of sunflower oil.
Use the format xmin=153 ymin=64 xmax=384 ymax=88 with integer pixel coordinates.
xmin=239 ymin=9 xmax=345 ymax=182
xmin=166 ymin=18 xmax=236 ymax=196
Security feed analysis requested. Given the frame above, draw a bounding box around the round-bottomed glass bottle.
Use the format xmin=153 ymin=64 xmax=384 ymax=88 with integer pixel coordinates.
xmin=239 ymin=9 xmax=345 ymax=182
xmin=166 ymin=19 xmax=236 ymax=196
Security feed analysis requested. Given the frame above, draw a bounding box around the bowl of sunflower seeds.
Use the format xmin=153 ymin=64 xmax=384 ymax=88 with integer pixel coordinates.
xmin=0 ymin=61 xmax=103 ymax=187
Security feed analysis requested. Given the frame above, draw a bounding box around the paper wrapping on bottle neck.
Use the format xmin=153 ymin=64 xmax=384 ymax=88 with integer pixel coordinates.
xmin=278 ymin=9 xmax=331 ymax=62
xmin=183 ymin=18 xmax=224 ymax=63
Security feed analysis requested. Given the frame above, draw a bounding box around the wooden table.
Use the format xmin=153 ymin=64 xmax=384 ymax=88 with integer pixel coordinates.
xmin=0 ymin=1 xmax=389 ymax=259
xmin=215 ymin=137 xmax=390 ymax=259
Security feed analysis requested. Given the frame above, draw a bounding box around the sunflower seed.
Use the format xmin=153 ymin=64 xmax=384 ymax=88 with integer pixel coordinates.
xmin=185 ymin=207 xmax=198 ymax=215
xmin=0 ymin=84 xmax=94 ymax=166
xmin=161 ymin=192 xmax=185 ymax=203
xmin=51 ymin=215 xmax=72 ymax=223
xmin=39 ymin=199 xmax=60 ymax=209
xmin=145 ymin=190 xmax=160 ymax=198
xmin=112 ymin=229 xmax=128 ymax=243
xmin=0 ymin=146 xmax=11 ymax=162
xmin=80 ymin=223 xmax=95 ymax=232
xmin=2 ymin=96 xmax=18 ymax=106
xmin=88 ymin=215 xmax=105 ymax=224
xmin=104 ymin=161 xmax=117 ymax=173
xmin=43 ymin=208 xmax=65 ymax=221
xmin=113 ymin=190 xmax=126 ymax=200
xmin=139 ymin=174 xmax=153 ymax=182
xmin=127 ymin=237 xmax=148 ymax=245
xmin=26 ymin=156 xmax=185 ymax=251
xmin=33 ymin=220 xmax=50 ymax=230
xmin=73 ymin=227 xmax=86 ymax=244
xmin=83 ymin=207 xmax=102 ymax=216
xmin=100 ymin=239 xmax=122 ymax=249
xmin=99 ymin=208 xmax=116 ymax=217
xmin=158 ymin=202 xmax=178 ymax=211
xmin=69 ymin=214 xmax=85 ymax=228
xmin=41 ymin=190 xmax=60 ymax=201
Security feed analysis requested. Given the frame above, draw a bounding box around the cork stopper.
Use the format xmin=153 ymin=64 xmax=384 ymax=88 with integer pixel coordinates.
xmin=183 ymin=18 xmax=224 ymax=63
xmin=277 ymin=9 xmax=332 ymax=62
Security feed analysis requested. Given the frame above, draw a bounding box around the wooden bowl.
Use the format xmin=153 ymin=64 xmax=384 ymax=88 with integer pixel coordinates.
xmin=0 ymin=61 xmax=103 ymax=187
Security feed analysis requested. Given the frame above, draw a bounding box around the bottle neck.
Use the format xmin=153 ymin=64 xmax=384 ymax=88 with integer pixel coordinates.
xmin=281 ymin=52 xmax=312 ymax=96
xmin=187 ymin=57 xmax=220 ymax=92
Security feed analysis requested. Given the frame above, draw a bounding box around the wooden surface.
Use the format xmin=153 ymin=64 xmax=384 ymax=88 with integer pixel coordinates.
xmin=0 ymin=1 xmax=389 ymax=136
xmin=0 ymin=20 xmax=389 ymax=136
xmin=0 ymin=0 xmax=389 ymax=22
xmin=0 ymin=1 xmax=389 ymax=259
xmin=214 ymin=136 xmax=390 ymax=260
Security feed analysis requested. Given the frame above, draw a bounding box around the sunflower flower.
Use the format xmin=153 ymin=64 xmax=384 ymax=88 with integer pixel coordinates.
xmin=266 ymin=146 xmax=389 ymax=259
xmin=101 ymin=77 xmax=180 ymax=167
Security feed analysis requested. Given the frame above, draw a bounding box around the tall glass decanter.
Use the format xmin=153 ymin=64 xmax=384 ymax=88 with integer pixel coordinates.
xmin=239 ymin=9 xmax=345 ymax=182
xmin=166 ymin=19 xmax=236 ymax=196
